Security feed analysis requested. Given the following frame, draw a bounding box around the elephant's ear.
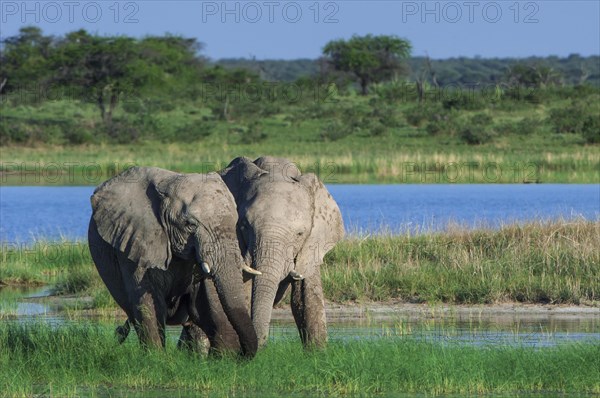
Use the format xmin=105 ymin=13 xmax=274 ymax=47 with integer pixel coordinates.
xmin=295 ymin=173 xmax=345 ymax=275
xmin=253 ymin=156 xmax=301 ymax=180
xmin=219 ymin=157 xmax=267 ymax=200
xmin=90 ymin=167 xmax=174 ymax=270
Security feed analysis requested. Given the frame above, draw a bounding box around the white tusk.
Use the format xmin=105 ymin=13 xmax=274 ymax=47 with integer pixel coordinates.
xmin=289 ymin=270 xmax=304 ymax=281
xmin=201 ymin=262 xmax=211 ymax=275
xmin=242 ymin=264 xmax=262 ymax=276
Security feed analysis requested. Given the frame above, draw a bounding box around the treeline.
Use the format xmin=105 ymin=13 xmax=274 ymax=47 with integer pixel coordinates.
xmin=1 ymin=27 xmax=599 ymax=147
xmin=217 ymin=55 xmax=600 ymax=87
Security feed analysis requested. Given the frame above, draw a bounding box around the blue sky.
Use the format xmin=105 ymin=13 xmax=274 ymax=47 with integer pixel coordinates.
xmin=1 ymin=1 xmax=599 ymax=60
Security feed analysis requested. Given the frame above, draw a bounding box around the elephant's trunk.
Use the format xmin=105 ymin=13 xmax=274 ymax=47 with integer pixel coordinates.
xmin=206 ymin=241 xmax=258 ymax=358
xmin=251 ymin=248 xmax=289 ymax=347
xmin=213 ymin=270 xmax=258 ymax=358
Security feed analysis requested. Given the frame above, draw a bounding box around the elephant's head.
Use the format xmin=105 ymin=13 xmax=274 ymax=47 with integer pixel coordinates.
xmin=220 ymin=157 xmax=344 ymax=346
xmin=91 ymin=166 xmax=258 ymax=357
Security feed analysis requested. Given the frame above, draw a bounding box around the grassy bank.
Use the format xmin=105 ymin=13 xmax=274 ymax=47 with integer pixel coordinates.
xmin=2 ymin=89 xmax=599 ymax=184
xmin=1 ymin=323 xmax=598 ymax=397
xmin=1 ymin=220 xmax=598 ymax=306
xmin=324 ymin=219 xmax=600 ymax=304
xmin=3 ymin=143 xmax=599 ymax=185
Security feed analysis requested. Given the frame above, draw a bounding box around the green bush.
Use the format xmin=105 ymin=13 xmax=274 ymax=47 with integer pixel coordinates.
xmin=0 ymin=121 xmax=29 ymax=145
xmin=239 ymin=121 xmax=268 ymax=144
xmin=106 ymin=120 xmax=140 ymax=144
xmin=63 ymin=125 xmax=95 ymax=144
xmin=403 ymin=103 xmax=444 ymax=127
xmin=514 ymin=116 xmax=540 ymax=135
xmin=549 ymin=104 xmax=586 ymax=134
xmin=460 ymin=113 xmax=494 ymax=145
xmin=319 ymin=120 xmax=352 ymax=141
xmin=442 ymin=92 xmax=486 ymax=110
xmin=503 ymin=85 xmax=541 ymax=103
xmin=170 ymin=120 xmax=214 ymax=142
xmin=548 ymin=99 xmax=599 ymax=143
xmin=369 ymin=99 xmax=403 ymax=129
xmin=581 ymin=114 xmax=600 ymax=144
xmin=0 ymin=119 xmax=67 ymax=145
xmin=426 ymin=115 xmax=461 ymax=136
xmin=372 ymin=81 xmax=414 ymax=102
xmin=52 ymin=268 xmax=93 ymax=295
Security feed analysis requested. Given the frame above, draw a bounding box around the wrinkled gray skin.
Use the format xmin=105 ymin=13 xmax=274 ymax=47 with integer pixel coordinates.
xmin=205 ymin=156 xmax=345 ymax=349
xmin=88 ymin=166 xmax=258 ymax=358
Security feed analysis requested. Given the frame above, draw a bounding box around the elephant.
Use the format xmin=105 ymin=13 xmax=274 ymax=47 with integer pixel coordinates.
xmin=202 ymin=156 xmax=345 ymax=349
xmin=88 ymin=166 xmax=259 ymax=358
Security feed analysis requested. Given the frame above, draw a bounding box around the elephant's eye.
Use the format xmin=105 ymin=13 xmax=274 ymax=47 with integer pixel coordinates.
xmin=186 ymin=217 xmax=199 ymax=228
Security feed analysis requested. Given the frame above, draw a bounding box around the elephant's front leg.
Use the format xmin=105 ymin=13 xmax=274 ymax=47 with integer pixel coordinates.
xmin=290 ymin=267 xmax=327 ymax=349
xmin=178 ymin=323 xmax=209 ymax=354
xmin=131 ymin=291 xmax=166 ymax=348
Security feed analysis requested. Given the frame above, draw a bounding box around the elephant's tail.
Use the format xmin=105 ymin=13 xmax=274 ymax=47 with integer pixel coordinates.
xmin=115 ymin=319 xmax=131 ymax=344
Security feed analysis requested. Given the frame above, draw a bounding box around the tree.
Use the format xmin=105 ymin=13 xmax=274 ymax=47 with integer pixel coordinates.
xmin=415 ymin=53 xmax=439 ymax=102
xmin=51 ymin=31 xmax=139 ymax=128
xmin=322 ymin=34 xmax=411 ymax=95
xmin=50 ymin=31 xmax=204 ymax=130
xmin=0 ymin=26 xmax=55 ymax=92
xmin=506 ymin=63 xmax=562 ymax=88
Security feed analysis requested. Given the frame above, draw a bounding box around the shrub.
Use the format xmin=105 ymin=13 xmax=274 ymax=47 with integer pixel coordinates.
xmin=171 ymin=120 xmax=214 ymax=142
xmin=53 ymin=269 xmax=93 ymax=295
xmin=514 ymin=117 xmax=540 ymax=135
xmin=581 ymin=114 xmax=600 ymax=144
xmin=239 ymin=121 xmax=268 ymax=144
xmin=548 ymin=98 xmax=599 ymax=144
xmin=367 ymin=121 xmax=388 ymax=137
xmin=0 ymin=120 xmax=66 ymax=145
xmin=460 ymin=128 xmax=493 ymax=145
xmin=320 ymin=120 xmax=352 ymax=141
xmin=372 ymin=81 xmax=413 ymax=102
xmin=549 ymin=105 xmax=585 ymax=134
xmin=106 ymin=120 xmax=140 ymax=144
xmin=503 ymin=85 xmax=541 ymax=103
xmin=369 ymin=99 xmax=403 ymax=129
xmin=63 ymin=125 xmax=95 ymax=144
xmin=426 ymin=115 xmax=461 ymax=136
xmin=404 ymin=103 xmax=444 ymax=127
xmin=442 ymin=92 xmax=485 ymax=111
xmin=459 ymin=113 xmax=494 ymax=145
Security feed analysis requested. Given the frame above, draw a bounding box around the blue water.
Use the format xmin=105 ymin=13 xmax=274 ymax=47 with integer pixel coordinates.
xmin=334 ymin=184 xmax=600 ymax=233
xmin=0 ymin=184 xmax=598 ymax=243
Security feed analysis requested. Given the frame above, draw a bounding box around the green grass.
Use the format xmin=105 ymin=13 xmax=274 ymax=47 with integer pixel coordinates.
xmin=323 ymin=219 xmax=600 ymax=304
xmin=3 ymin=142 xmax=598 ymax=185
xmin=1 ymin=220 xmax=598 ymax=306
xmin=0 ymin=240 xmax=91 ymax=286
xmin=0 ymin=322 xmax=598 ymax=397
xmin=2 ymin=92 xmax=599 ymax=184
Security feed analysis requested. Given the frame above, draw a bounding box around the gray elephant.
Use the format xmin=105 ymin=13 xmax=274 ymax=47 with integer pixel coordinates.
xmin=203 ymin=156 xmax=344 ymax=349
xmin=88 ymin=166 xmax=258 ymax=358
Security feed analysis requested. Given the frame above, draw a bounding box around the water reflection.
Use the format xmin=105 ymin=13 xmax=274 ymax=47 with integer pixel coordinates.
xmin=269 ymin=316 xmax=600 ymax=348
xmin=0 ymin=286 xmax=58 ymax=317
xmin=2 ymin=286 xmax=597 ymax=348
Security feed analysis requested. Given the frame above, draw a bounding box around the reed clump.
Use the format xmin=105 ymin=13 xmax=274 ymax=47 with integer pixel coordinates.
xmin=323 ymin=219 xmax=600 ymax=304
xmin=1 ymin=220 xmax=598 ymax=305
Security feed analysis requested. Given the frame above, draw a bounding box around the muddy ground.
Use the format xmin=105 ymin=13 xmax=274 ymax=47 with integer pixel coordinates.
xmin=18 ymin=293 xmax=600 ymax=324
xmin=275 ymin=300 xmax=600 ymax=324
